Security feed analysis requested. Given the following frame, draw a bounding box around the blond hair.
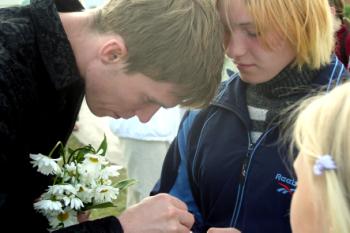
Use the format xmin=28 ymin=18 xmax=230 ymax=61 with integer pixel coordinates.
xmin=291 ymin=82 xmax=350 ymax=233
xmin=92 ymin=0 xmax=225 ymax=108
xmin=222 ymin=0 xmax=335 ymax=69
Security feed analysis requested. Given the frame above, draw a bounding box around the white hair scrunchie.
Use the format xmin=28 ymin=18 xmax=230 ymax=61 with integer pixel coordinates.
xmin=313 ymin=154 xmax=337 ymax=176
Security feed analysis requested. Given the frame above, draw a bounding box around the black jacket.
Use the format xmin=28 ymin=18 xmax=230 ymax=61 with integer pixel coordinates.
xmin=0 ymin=0 xmax=122 ymax=232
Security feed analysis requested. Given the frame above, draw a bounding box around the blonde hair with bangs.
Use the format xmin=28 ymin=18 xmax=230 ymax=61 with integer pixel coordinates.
xmin=291 ymin=82 xmax=350 ymax=233
xmin=248 ymin=0 xmax=335 ymax=69
xmin=223 ymin=0 xmax=336 ymax=69
xmin=92 ymin=0 xmax=225 ymax=108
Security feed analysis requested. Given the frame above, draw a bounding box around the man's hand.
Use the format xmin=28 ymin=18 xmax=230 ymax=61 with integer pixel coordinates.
xmin=118 ymin=193 xmax=194 ymax=233
xmin=77 ymin=210 xmax=90 ymax=223
xmin=207 ymin=228 xmax=241 ymax=233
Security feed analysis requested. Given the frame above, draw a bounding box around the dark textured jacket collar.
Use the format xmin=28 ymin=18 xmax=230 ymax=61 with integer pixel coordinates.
xmin=29 ymin=0 xmax=82 ymax=90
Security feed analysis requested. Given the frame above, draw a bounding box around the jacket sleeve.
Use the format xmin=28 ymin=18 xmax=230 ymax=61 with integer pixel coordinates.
xmin=151 ymin=110 xmax=205 ymax=232
xmin=54 ymin=0 xmax=84 ymax=12
xmin=53 ymin=216 xmax=123 ymax=233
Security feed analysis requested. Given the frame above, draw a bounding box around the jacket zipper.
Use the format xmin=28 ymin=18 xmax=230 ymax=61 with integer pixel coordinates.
xmin=230 ymin=132 xmax=252 ymax=227
xmin=230 ymin=127 xmax=275 ymax=227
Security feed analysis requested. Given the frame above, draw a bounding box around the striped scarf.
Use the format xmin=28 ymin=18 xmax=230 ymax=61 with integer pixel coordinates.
xmin=245 ymin=65 xmax=318 ymax=143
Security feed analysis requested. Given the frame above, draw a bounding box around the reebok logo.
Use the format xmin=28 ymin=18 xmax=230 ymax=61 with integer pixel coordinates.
xmin=275 ymin=173 xmax=297 ymax=195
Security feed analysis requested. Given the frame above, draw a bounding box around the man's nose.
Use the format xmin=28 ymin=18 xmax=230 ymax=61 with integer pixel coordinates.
xmin=135 ymin=105 xmax=161 ymax=123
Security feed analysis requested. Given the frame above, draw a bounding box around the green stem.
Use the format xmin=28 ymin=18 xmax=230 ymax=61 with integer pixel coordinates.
xmin=48 ymin=141 xmax=64 ymax=158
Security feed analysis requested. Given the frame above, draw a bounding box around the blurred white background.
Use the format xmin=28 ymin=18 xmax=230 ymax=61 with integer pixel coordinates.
xmin=0 ymin=0 xmax=22 ymax=8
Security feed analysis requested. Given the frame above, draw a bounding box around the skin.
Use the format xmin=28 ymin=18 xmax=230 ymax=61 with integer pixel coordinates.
xmin=60 ymin=12 xmax=181 ymax=123
xmin=84 ymin=67 xmax=180 ymax=123
xmin=290 ymin=154 xmax=326 ymax=233
xmin=218 ymin=0 xmax=296 ymax=84
xmin=207 ymin=228 xmax=241 ymax=233
xmin=119 ymin=194 xmax=195 ymax=233
xmin=59 ymin=12 xmax=193 ymax=233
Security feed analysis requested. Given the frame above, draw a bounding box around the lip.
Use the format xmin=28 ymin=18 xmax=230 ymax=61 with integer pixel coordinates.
xmin=236 ymin=63 xmax=255 ymax=69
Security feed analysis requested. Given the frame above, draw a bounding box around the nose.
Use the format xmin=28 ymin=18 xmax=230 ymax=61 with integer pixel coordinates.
xmin=135 ymin=105 xmax=161 ymax=123
xmin=226 ymin=32 xmax=247 ymax=59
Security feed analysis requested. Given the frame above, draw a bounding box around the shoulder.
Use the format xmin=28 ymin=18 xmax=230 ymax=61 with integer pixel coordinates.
xmin=0 ymin=7 xmax=38 ymax=81
xmin=0 ymin=7 xmax=35 ymax=55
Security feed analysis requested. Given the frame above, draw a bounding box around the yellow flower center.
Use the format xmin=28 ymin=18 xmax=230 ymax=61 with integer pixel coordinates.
xmin=89 ymin=157 xmax=99 ymax=163
xmin=57 ymin=212 xmax=69 ymax=221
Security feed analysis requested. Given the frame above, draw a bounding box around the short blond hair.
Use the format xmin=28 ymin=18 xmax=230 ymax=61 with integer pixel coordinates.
xmin=222 ymin=0 xmax=335 ymax=69
xmin=92 ymin=0 xmax=225 ymax=108
xmin=292 ymin=82 xmax=350 ymax=233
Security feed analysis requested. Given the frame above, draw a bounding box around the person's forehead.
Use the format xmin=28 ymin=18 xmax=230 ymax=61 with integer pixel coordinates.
xmin=218 ymin=0 xmax=254 ymax=26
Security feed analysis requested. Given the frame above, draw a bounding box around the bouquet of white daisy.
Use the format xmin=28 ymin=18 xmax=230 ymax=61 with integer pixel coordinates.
xmin=30 ymin=136 xmax=134 ymax=230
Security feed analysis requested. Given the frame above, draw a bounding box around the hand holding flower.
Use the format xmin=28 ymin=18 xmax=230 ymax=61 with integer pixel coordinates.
xmin=30 ymin=136 xmax=135 ymax=230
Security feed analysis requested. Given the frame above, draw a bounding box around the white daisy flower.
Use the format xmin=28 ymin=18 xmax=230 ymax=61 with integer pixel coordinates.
xmin=48 ymin=208 xmax=78 ymax=229
xmin=101 ymin=178 xmax=112 ymax=186
xmin=47 ymin=184 xmax=76 ymax=196
xmin=30 ymin=153 xmax=62 ymax=175
xmin=62 ymin=162 xmax=78 ymax=182
xmin=83 ymin=153 xmax=109 ymax=168
xmin=34 ymin=199 xmax=63 ymax=214
xmin=62 ymin=195 xmax=84 ymax=210
xmin=94 ymin=185 xmax=119 ymax=204
xmin=78 ymin=154 xmax=106 ymax=181
xmin=76 ymin=184 xmax=93 ymax=203
xmin=100 ymin=165 xmax=122 ymax=180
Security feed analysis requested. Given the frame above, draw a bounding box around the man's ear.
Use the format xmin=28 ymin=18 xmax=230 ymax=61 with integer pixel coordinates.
xmin=99 ymin=36 xmax=127 ymax=64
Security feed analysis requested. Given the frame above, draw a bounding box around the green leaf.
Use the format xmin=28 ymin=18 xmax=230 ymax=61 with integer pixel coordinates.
xmin=84 ymin=202 xmax=116 ymax=210
xmin=96 ymin=134 xmax=107 ymax=156
xmin=113 ymin=179 xmax=137 ymax=191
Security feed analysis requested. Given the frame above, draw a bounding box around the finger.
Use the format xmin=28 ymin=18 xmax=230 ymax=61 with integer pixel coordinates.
xmin=207 ymin=228 xmax=241 ymax=233
xmin=175 ymin=224 xmax=192 ymax=233
xmin=77 ymin=211 xmax=90 ymax=223
xmin=178 ymin=210 xmax=194 ymax=229
xmin=164 ymin=194 xmax=188 ymax=211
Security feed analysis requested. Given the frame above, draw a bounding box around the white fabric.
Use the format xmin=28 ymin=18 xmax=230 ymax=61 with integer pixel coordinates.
xmin=109 ymin=106 xmax=182 ymax=142
xmin=247 ymin=105 xmax=267 ymax=121
xmin=118 ymin=138 xmax=170 ymax=207
xmin=250 ymin=131 xmax=263 ymax=144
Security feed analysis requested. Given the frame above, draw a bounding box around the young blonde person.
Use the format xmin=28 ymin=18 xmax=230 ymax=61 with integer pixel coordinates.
xmin=290 ymin=82 xmax=350 ymax=233
xmin=153 ymin=0 xmax=349 ymax=232
xmin=0 ymin=0 xmax=225 ymax=232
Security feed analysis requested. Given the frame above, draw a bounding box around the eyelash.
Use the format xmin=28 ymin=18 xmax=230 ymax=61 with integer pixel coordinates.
xmin=246 ymin=31 xmax=257 ymax=38
xmin=223 ymin=26 xmax=257 ymax=39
